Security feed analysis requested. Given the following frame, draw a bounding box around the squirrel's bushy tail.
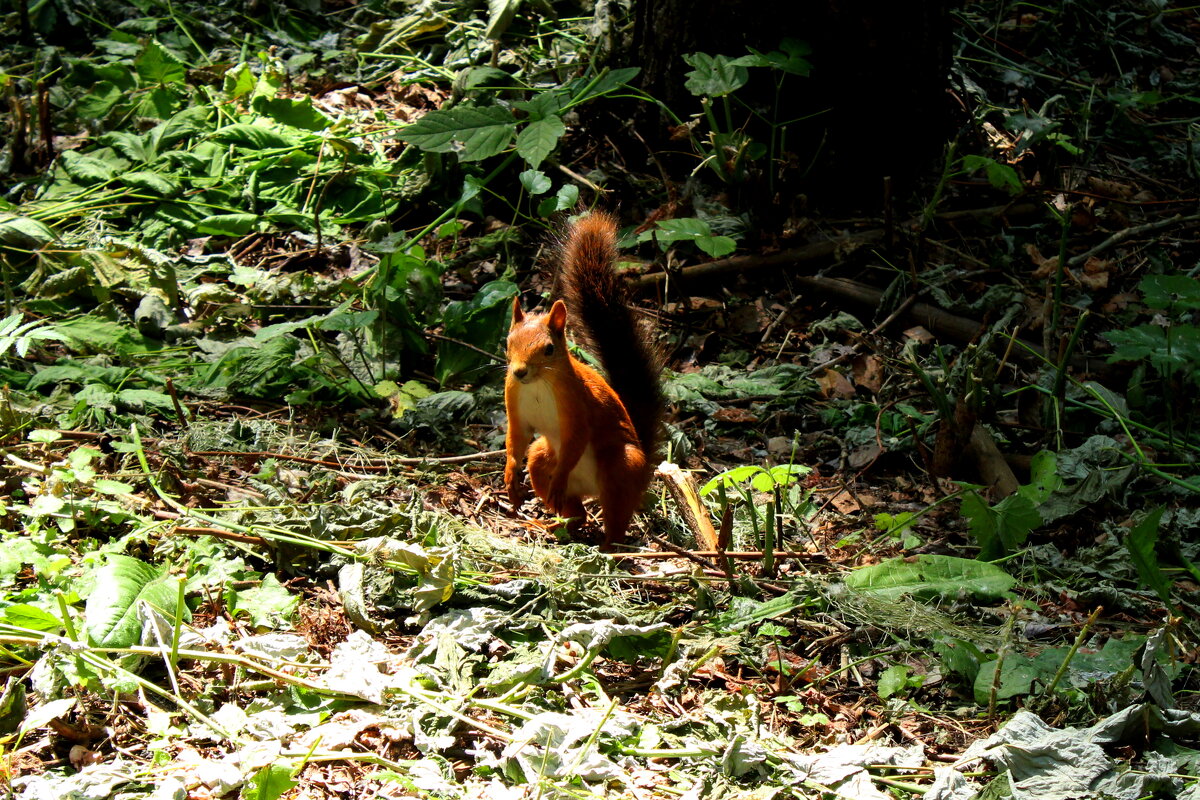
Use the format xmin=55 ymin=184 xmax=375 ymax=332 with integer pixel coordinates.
xmin=557 ymin=212 xmax=664 ymax=457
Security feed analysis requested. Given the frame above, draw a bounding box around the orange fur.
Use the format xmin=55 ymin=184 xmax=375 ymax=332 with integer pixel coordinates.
xmin=504 ymin=215 xmax=659 ymax=548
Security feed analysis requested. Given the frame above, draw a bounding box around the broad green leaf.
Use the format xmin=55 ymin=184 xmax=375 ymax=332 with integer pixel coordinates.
xmin=223 ymin=63 xmax=256 ymax=99
xmin=934 ymin=638 xmax=983 ymax=684
xmin=844 ymin=554 xmax=1016 ymax=602
xmin=437 ymin=280 xmax=517 ymax=384
xmin=1018 ymin=450 xmax=1063 ymax=506
xmin=211 ymin=123 xmax=301 ymax=150
xmin=519 ymin=169 xmax=551 ymax=195
xmin=0 ymin=215 xmax=56 ymax=247
xmin=135 ymin=40 xmax=187 ymax=85
xmin=399 ymin=105 xmax=516 ymax=162
xmin=700 ymin=464 xmax=761 ymax=495
xmin=484 ymin=0 xmax=521 ymax=40
xmin=961 ymin=155 xmax=1022 ymax=195
xmin=120 ymin=171 xmax=180 ymax=197
xmin=683 ymin=53 xmax=749 ymax=97
xmin=75 ymin=81 xmax=122 ymax=119
xmin=252 ymin=96 xmax=333 ymax=131
xmin=637 ymin=217 xmax=735 ymax=257
xmin=961 ymin=491 xmax=1040 ymax=560
xmin=116 ymin=389 xmax=176 ymax=413
xmin=566 ymin=67 xmax=640 ymax=105
xmin=230 ymin=573 xmax=298 ymax=628
xmin=159 ymin=105 xmax=214 ymax=146
xmin=1 ymin=603 xmax=62 ymax=631
xmin=52 ymin=317 xmax=155 ymax=356
xmin=1105 ymin=324 xmax=1200 ymax=379
xmin=92 ymin=479 xmax=135 ymax=495
xmin=537 ymin=183 xmax=579 ymax=217
xmin=376 ymin=379 xmax=434 ymax=416
xmin=196 ymin=213 xmax=259 ymax=236
xmin=138 ymin=85 xmax=182 ymax=119
xmin=877 ymin=665 xmax=910 ymax=699
xmin=1140 ymin=274 xmax=1200 ymax=312
xmin=731 ymin=39 xmax=812 ymax=76
xmin=708 ymin=592 xmax=804 ymax=632
xmin=59 ymin=150 xmax=122 ymax=183
xmin=85 ymin=554 xmax=180 ymax=647
xmin=515 ymin=115 xmax=564 ymax=167
xmin=242 ymin=763 xmax=298 ymax=800
xmin=1126 ymin=507 xmax=1171 ymax=603
xmin=20 ymin=698 xmax=76 ymax=735
xmin=27 ymin=429 xmax=63 ymax=443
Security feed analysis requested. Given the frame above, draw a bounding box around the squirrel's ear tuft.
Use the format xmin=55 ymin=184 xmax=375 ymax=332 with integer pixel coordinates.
xmin=511 ymin=296 xmax=524 ymax=327
xmin=547 ymin=299 xmax=567 ymax=335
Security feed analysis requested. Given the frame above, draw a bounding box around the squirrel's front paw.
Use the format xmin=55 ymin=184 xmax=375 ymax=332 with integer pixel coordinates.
xmin=546 ymin=484 xmax=568 ymax=513
xmin=506 ymin=480 xmax=527 ymax=511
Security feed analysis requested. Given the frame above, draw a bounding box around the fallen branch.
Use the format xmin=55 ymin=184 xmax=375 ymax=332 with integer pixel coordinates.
xmin=632 ymin=203 xmax=1042 ymax=290
xmin=1067 ymin=213 xmax=1200 ymax=267
xmin=657 ymin=462 xmax=719 ymax=551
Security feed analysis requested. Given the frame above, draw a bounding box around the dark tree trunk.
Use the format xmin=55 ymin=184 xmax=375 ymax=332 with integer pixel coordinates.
xmin=626 ymin=0 xmax=953 ymax=210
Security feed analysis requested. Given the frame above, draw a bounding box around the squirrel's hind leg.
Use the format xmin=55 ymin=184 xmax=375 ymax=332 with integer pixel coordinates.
xmin=527 ymin=440 xmax=586 ymax=532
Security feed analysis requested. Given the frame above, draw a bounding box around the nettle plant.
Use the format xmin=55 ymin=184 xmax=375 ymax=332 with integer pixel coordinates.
xmin=1104 ymin=273 xmax=1200 ymax=438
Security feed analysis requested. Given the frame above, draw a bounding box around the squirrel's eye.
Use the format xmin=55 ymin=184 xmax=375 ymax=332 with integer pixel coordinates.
xmin=543 ymin=343 xmax=555 ymax=357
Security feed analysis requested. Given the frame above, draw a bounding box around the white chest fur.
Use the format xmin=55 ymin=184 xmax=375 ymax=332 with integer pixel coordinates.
xmin=514 ymin=379 xmax=600 ymax=497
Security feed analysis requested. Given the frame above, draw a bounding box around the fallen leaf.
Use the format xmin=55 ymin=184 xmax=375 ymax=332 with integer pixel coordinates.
xmin=902 ymin=326 xmax=934 ymax=344
xmin=851 ymin=354 xmax=884 ymax=394
xmin=816 ymin=368 xmax=856 ymax=399
xmin=712 ymin=407 xmax=758 ymax=424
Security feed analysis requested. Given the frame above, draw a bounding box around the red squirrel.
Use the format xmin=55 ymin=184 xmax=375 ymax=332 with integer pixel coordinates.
xmin=504 ymin=212 xmax=664 ymax=547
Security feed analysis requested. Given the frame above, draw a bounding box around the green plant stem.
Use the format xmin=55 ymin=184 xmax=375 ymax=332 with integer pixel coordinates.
xmin=1043 ymin=605 xmax=1103 ymax=697
xmin=1051 ymin=311 xmax=1089 ymax=450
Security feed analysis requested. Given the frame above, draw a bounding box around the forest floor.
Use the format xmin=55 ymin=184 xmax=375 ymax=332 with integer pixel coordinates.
xmin=0 ymin=1 xmax=1198 ymax=799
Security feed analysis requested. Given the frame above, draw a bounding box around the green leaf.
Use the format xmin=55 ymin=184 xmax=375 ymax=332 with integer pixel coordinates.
xmin=242 ymin=764 xmax=299 ymax=800
xmin=0 ymin=215 xmax=56 ymax=247
xmin=1139 ymin=274 xmax=1200 ymax=312
xmin=700 ymin=464 xmax=762 ymax=495
xmin=519 ymin=169 xmax=551 ymax=195
xmin=1105 ymin=324 xmax=1200 ymax=380
xmin=28 ymin=429 xmax=63 ymax=443
xmin=85 ymin=554 xmax=180 ymax=647
xmin=934 ymin=638 xmax=983 ymax=684
xmin=961 ymin=155 xmax=1022 ymax=195
xmin=223 ymin=63 xmax=256 ymax=99
xmin=230 ymin=573 xmax=298 ymax=628
xmin=708 ymin=592 xmax=804 ymax=632
xmin=683 ymin=53 xmax=749 ymax=97
xmin=515 ymin=115 xmax=565 ymax=167
xmin=196 ymin=213 xmax=259 ymax=236
xmin=211 ymin=123 xmax=301 ymax=150
xmin=1126 ymin=507 xmax=1171 ymax=603
xmin=877 ymin=665 xmax=910 ymax=699
xmin=399 ymin=105 xmax=516 ymax=161
xmin=537 ymin=183 xmax=579 ymax=216
xmin=436 ymin=280 xmax=517 ymax=384
xmin=375 ymin=379 xmax=434 ymax=416
xmin=135 ymin=40 xmax=187 ymax=85
xmin=1017 ymin=450 xmax=1063 ymax=506
xmin=120 ymin=171 xmax=180 ymax=197
xmin=732 ymin=39 xmax=812 ymax=76
xmin=637 ymin=217 xmax=736 ymax=257
xmin=92 ymin=479 xmax=135 ymax=495
xmin=75 ymin=81 xmax=122 ymax=119
xmin=567 ymin=67 xmax=641 ymax=105
xmin=844 ymin=554 xmax=1016 ymax=602
xmin=252 ymin=96 xmax=333 ymax=131
xmin=484 ymin=0 xmax=521 ymax=40
xmin=59 ymin=150 xmax=122 ymax=184
xmin=1 ymin=603 xmax=63 ymax=632
xmin=961 ymin=491 xmax=1040 ymax=560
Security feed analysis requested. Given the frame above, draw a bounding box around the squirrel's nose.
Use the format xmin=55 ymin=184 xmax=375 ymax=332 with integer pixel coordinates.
xmin=512 ymin=364 xmax=528 ymax=380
